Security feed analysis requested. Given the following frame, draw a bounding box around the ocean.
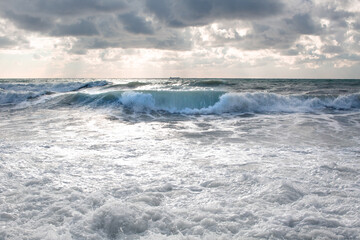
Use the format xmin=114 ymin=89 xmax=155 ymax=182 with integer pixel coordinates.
xmin=0 ymin=78 xmax=359 ymax=239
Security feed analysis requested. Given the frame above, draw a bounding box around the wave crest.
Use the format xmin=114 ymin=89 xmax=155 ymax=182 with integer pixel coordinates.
xmin=55 ymin=91 xmax=360 ymax=114
xmin=196 ymin=92 xmax=360 ymax=114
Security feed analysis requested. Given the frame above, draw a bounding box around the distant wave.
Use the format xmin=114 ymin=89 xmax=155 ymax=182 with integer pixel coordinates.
xmin=103 ymin=81 xmax=149 ymax=89
xmin=189 ymin=80 xmax=236 ymax=87
xmin=0 ymin=81 xmax=108 ymax=105
xmin=54 ymin=91 xmax=360 ymax=114
xmin=0 ymin=80 xmax=108 ymax=93
xmin=0 ymin=91 xmax=54 ymax=105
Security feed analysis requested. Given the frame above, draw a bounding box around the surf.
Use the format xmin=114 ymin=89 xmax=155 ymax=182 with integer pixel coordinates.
xmin=54 ymin=90 xmax=360 ymax=114
xmin=1 ymin=79 xmax=359 ymax=115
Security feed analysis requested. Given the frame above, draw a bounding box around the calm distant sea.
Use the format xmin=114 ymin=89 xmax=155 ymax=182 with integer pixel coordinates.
xmin=1 ymin=78 xmax=360 ymax=239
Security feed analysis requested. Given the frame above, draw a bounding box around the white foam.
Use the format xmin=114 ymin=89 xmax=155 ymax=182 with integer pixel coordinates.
xmin=91 ymin=202 xmax=149 ymax=238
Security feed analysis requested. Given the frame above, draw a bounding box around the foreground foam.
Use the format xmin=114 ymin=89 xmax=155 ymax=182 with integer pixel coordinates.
xmin=1 ymin=78 xmax=360 ymax=239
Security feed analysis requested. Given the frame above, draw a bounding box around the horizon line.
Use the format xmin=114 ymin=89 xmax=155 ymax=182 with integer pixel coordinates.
xmin=1 ymin=77 xmax=360 ymax=80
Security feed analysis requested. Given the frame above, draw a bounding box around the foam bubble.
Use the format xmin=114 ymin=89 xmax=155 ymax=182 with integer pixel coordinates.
xmin=92 ymin=202 xmax=149 ymax=238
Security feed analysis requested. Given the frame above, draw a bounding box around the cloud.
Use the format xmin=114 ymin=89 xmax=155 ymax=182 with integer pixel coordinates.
xmin=3 ymin=11 xmax=53 ymax=32
xmin=118 ymin=13 xmax=154 ymax=35
xmin=285 ymin=13 xmax=322 ymax=35
xmin=51 ymin=20 xmax=99 ymax=36
xmin=0 ymin=36 xmax=17 ymax=48
xmin=2 ymin=0 xmax=127 ymax=17
xmin=146 ymin=0 xmax=284 ymax=27
xmin=353 ymin=21 xmax=360 ymax=30
xmin=41 ymin=0 xmax=126 ymax=15
xmin=0 ymin=0 xmax=192 ymax=51
xmin=321 ymin=45 xmax=343 ymax=54
xmin=69 ymin=28 xmax=192 ymax=54
xmin=0 ymin=0 xmax=359 ymax=76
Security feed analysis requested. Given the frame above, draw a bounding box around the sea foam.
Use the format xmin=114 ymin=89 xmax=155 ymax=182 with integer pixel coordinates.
xmin=1 ymin=78 xmax=360 ymax=239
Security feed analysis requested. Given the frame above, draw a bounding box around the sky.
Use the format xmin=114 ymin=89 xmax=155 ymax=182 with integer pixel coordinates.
xmin=0 ymin=0 xmax=359 ymax=78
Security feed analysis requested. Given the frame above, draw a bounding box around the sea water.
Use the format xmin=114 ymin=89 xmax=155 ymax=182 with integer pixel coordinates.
xmin=0 ymin=78 xmax=359 ymax=239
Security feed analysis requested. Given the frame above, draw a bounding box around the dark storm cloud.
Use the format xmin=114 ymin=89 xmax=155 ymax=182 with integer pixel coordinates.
xmin=69 ymin=29 xmax=192 ymax=54
xmin=52 ymin=20 xmax=99 ymax=36
xmin=69 ymin=38 xmax=120 ymax=54
xmin=37 ymin=0 xmax=126 ymax=15
xmin=0 ymin=36 xmax=17 ymax=48
xmin=285 ymin=13 xmax=322 ymax=35
xmin=4 ymin=11 xmax=53 ymax=32
xmin=0 ymin=0 xmax=128 ymax=35
xmin=146 ymin=0 xmax=284 ymax=27
xmin=1 ymin=0 xmax=127 ymax=17
xmin=212 ymin=0 xmax=284 ymax=18
xmin=146 ymin=32 xmax=192 ymax=50
xmin=118 ymin=13 xmax=154 ymax=35
xmin=0 ymin=35 xmax=28 ymax=49
xmin=0 ymin=0 xmax=183 ymax=50
xmin=352 ymin=18 xmax=360 ymax=30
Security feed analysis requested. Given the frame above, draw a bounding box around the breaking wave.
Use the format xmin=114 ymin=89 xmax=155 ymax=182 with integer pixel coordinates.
xmin=199 ymin=92 xmax=360 ymax=114
xmin=55 ymin=91 xmax=360 ymax=114
xmin=2 ymin=80 xmax=359 ymax=114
